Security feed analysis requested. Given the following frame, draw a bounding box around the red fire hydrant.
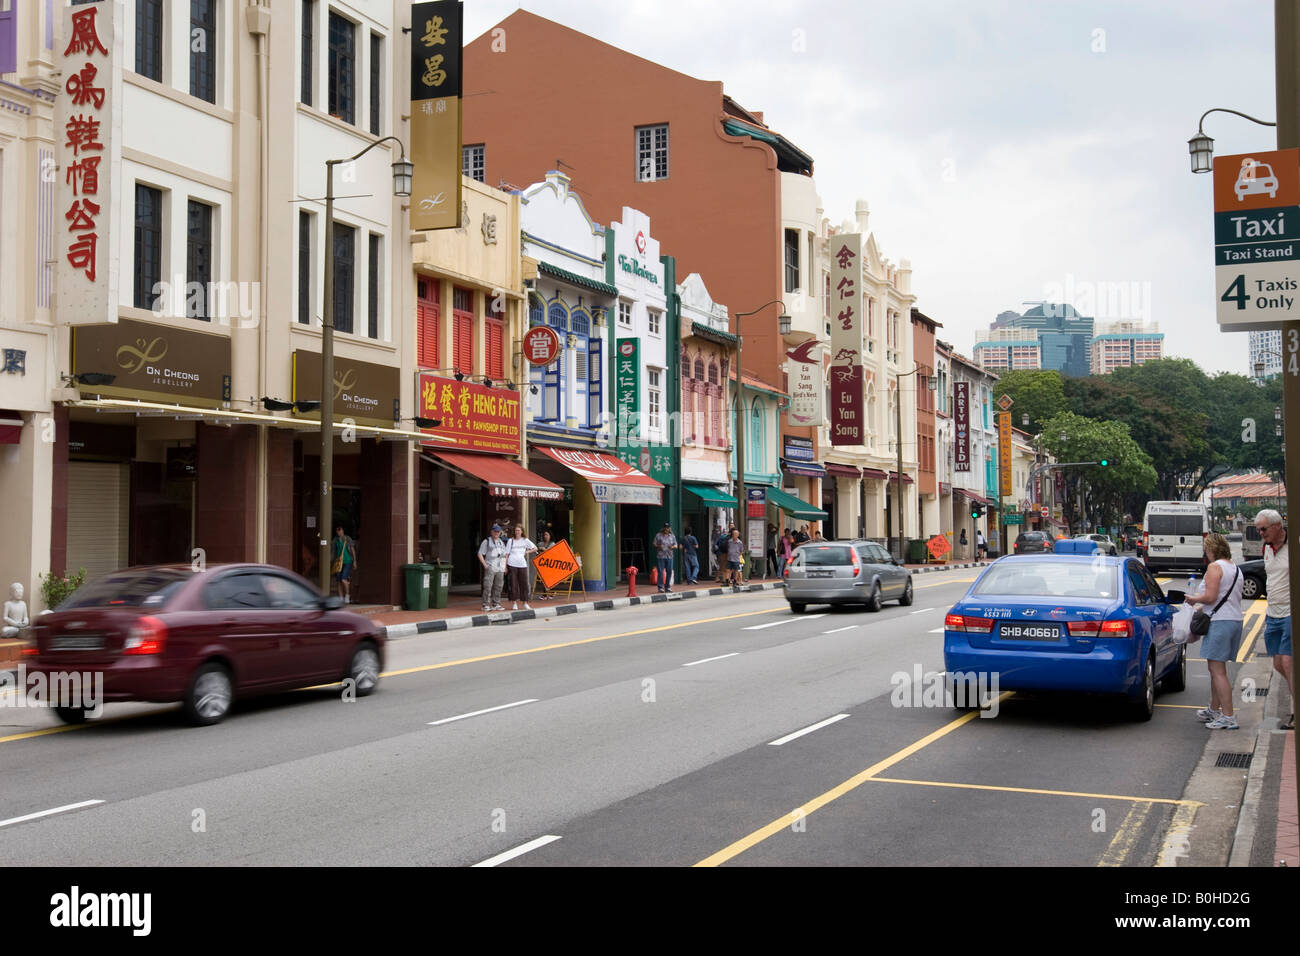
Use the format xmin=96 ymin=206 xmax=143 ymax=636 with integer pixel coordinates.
xmin=649 ymin=566 xmax=658 ymax=587
xmin=626 ymin=566 xmax=639 ymax=597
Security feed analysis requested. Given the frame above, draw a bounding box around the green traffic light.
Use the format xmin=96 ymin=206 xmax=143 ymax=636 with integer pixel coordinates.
xmin=1099 ymin=459 xmax=1109 ymax=467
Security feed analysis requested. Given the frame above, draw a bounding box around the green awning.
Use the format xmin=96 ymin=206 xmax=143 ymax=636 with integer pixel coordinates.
xmin=683 ymin=483 xmax=738 ymax=507
xmin=764 ymin=485 xmax=828 ymax=520
xmin=537 ymin=261 xmax=619 ymax=298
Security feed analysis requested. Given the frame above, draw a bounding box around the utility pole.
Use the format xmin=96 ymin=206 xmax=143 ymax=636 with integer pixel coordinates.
xmin=1274 ymin=0 xmax=1300 ymax=832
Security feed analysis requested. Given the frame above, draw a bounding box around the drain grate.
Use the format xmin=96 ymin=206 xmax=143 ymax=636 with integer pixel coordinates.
xmin=1254 ymin=688 xmax=1270 ymax=698
xmin=1215 ymin=752 xmax=1253 ymax=769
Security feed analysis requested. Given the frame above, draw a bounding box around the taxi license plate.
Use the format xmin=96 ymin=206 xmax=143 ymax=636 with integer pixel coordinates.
xmin=999 ymin=623 xmax=1060 ymax=641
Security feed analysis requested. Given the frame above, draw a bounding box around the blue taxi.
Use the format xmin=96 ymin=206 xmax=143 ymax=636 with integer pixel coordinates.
xmin=943 ymin=540 xmax=1186 ymax=720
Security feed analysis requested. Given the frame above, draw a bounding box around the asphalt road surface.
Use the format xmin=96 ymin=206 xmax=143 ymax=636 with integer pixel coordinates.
xmin=0 ymin=566 xmax=1264 ymax=866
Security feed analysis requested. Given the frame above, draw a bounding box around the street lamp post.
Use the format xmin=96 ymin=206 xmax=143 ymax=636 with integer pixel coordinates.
xmin=731 ymin=300 xmax=789 ymax=576
xmin=318 ymin=137 xmax=413 ymax=593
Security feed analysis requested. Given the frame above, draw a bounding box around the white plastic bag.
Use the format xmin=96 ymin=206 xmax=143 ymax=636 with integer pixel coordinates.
xmin=1172 ymin=604 xmax=1196 ymax=645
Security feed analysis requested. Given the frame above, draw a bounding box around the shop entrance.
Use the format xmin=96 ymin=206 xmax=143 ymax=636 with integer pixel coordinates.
xmin=619 ymin=505 xmax=650 ymax=578
xmin=450 ymin=485 xmax=483 ymax=586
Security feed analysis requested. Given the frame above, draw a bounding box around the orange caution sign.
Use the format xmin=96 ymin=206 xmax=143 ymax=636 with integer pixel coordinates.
xmin=927 ymin=534 xmax=951 ymax=559
xmin=534 ymin=539 xmax=581 ymax=590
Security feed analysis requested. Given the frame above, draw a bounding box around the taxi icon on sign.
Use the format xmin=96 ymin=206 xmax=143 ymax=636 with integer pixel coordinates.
xmin=1235 ymin=158 xmax=1279 ymax=201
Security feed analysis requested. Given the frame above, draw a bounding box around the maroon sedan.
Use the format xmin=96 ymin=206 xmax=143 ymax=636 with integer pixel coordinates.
xmin=25 ymin=564 xmax=384 ymax=726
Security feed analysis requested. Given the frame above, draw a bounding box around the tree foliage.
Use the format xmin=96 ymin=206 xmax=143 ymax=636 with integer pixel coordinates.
xmin=1040 ymin=412 xmax=1157 ymax=530
xmin=987 ymin=369 xmax=1068 ymax=435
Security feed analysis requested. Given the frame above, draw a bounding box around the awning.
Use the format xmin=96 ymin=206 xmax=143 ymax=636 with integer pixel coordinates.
xmin=426 ymin=452 xmax=563 ymax=500
xmin=860 ymin=468 xmax=888 ymax=481
xmin=536 ymin=446 xmax=663 ymax=504
xmin=0 ymin=413 xmax=22 ymax=445
xmin=887 ymin=472 xmax=916 ymax=485
xmin=955 ymin=488 xmax=990 ymax=506
xmin=766 ymin=485 xmax=829 ymax=520
xmin=683 ymin=483 xmax=737 ymax=507
xmin=782 ymin=459 xmax=825 ymax=478
xmin=825 ymin=463 xmax=861 ymax=478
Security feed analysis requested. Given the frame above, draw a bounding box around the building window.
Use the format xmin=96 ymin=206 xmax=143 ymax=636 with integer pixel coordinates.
xmin=190 ymin=0 xmax=217 ymax=104
xmin=416 ymin=278 xmax=440 ymax=368
xmin=186 ymin=200 xmax=213 ymax=321
xmin=133 ymin=184 xmax=163 ymax=311
xmin=136 ymin=0 xmax=163 ymax=82
xmin=617 ymin=300 xmax=632 ymax=327
xmin=369 ymin=32 xmax=382 ymax=136
xmin=784 ymin=229 xmax=799 ymax=293
xmin=648 ymin=368 xmax=662 ymax=431
xmin=587 ymin=335 xmax=602 ymax=428
xmin=452 ymin=286 xmax=473 ymax=374
xmin=485 ymin=301 xmax=505 ymax=380
xmin=807 ymin=233 xmax=815 ymax=295
xmin=635 ymin=124 xmax=668 ymax=182
xmin=332 ymin=222 xmax=355 ymax=335
xmin=0 ymin=1 xmax=14 ymax=76
xmin=327 ymin=12 xmax=355 ymax=125
xmin=823 ymin=272 xmax=831 ymax=319
xmin=648 ymin=308 xmax=661 ymax=336
xmin=300 ymin=0 xmax=313 ymax=105
xmin=462 ymin=144 xmax=485 ymax=183
xmin=298 ymin=211 xmax=312 ymax=325
xmin=367 ymin=233 xmax=381 ymax=339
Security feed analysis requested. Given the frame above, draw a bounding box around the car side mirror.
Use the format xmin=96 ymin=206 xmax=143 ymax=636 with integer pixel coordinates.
xmin=322 ymin=595 xmax=344 ymax=610
xmin=1164 ymin=589 xmax=1185 ymax=605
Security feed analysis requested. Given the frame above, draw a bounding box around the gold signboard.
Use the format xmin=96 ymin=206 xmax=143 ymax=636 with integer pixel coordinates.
xmin=292 ymin=350 xmax=400 ymax=428
xmin=998 ymin=410 xmax=1013 ymax=498
xmin=410 ymin=1 xmax=462 ymax=231
xmin=72 ymin=318 xmax=231 ymax=406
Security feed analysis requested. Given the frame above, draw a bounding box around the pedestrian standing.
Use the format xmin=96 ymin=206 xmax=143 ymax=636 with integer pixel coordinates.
xmin=1255 ymin=509 xmax=1294 ymax=730
xmin=506 ymin=524 xmax=537 ymax=611
xmin=778 ymin=529 xmax=794 ymax=577
xmin=1187 ymin=532 xmax=1245 ymax=730
xmin=726 ymin=528 xmax=744 ymax=588
xmin=976 ymin=529 xmax=987 ymax=560
xmin=715 ymin=527 xmax=732 ymax=583
xmin=653 ymin=523 xmax=679 ymax=593
xmin=477 ymin=524 xmax=508 ymax=612
xmin=794 ymin=525 xmax=810 ymax=545
xmin=331 ymin=525 xmax=357 ymax=604
xmin=682 ymin=527 xmax=700 ymax=585
xmin=766 ymin=523 xmax=779 ymax=577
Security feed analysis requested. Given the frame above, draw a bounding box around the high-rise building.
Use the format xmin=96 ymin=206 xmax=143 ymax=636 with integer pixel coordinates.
xmin=973 ymin=329 xmax=1041 ymax=370
xmin=984 ymin=305 xmax=1094 ymax=376
xmin=1090 ymin=321 xmax=1164 ymax=374
xmin=1250 ymin=329 xmax=1283 ymax=381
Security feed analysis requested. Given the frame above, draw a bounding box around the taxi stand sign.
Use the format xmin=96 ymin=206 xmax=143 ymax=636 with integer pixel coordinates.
xmin=1213 ymin=148 xmax=1300 ymax=331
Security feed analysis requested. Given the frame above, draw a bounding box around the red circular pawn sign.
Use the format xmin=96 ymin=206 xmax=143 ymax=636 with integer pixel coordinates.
xmin=523 ymin=326 xmax=562 ymax=366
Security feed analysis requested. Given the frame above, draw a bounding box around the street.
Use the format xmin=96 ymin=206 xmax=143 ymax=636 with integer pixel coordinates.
xmin=0 ymin=566 xmax=1259 ymax=867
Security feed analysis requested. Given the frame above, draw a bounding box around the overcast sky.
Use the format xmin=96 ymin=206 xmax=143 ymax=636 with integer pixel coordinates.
xmin=464 ymin=1 xmax=1278 ymax=377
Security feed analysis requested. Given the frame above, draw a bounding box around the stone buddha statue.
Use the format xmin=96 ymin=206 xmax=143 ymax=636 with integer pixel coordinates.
xmin=3 ymin=582 xmax=29 ymax=638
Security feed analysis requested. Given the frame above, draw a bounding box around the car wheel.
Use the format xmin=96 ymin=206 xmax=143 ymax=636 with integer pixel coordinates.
xmin=946 ymin=674 xmax=980 ymax=711
xmin=1163 ymin=644 xmax=1187 ymax=693
xmin=1242 ymin=575 xmax=1261 ymax=601
xmin=898 ymin=578 xmax=914 ymax=606
xmin=53 ymin=706 xmax=90 ymax=725
xmin=183 ymin=662 xmax=233 ymax=726
xmin=789 ymin=602 xmax=806 ymax=614
xmin=1129 ymin=655 xmax=1155 ymax=722
xmin=348 ymin=642 xmax=381 ymax=696
xmin=866 ymin=583 xmax=882 ymax=613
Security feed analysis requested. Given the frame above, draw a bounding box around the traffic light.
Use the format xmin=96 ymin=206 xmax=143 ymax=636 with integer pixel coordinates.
xmin=971 ymin=505 xmax=984 ymax=519
xmin=1099 ymin=459 xmax=1110 ymax=467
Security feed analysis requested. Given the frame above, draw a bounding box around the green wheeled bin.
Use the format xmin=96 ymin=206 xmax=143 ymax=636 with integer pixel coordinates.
xmin=402 ymin=563 xmax=431 ymax=611
xmin=430 ymin=561 xmax=451 ymax=610
xmin=906 ymin=538 xmax=927 ymax=564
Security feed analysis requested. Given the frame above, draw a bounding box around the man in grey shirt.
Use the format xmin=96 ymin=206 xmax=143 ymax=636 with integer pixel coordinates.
xmin=653 ymin=523 xmax=679 ymax=593
xmin=478 ymin=524 xmax=508 ymax=611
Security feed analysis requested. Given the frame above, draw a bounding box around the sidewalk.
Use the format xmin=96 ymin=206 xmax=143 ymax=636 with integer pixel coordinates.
xmin=361 ymin=558 xmax=994 ymax=638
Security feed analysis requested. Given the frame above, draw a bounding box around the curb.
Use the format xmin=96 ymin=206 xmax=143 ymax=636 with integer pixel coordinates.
xmin=1229 ymin=650 xmax=1292 ymax=866
xmin=380 ymin=562 xmax=983 ymax=640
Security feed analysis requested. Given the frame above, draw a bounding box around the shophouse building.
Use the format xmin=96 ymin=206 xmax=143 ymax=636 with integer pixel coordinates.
xmin=950 ymin=351 xmax=999 ymax=555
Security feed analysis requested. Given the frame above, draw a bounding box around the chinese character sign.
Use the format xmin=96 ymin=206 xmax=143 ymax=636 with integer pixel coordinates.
xmin=615 ymin=338 xmax=640 ymax=457
xmin=410 ymin=1 xmax=462 ymax=231
xmin=829 ymin=233 xmax=863 ymax=446
xmin=954 ymin=381 xmax=970 ymax=472
xmin=418 ymin=373 xmax=521 ymax=455
xmin=785 ymin=339 xmax=824 ymax=426
xmin=57 ymin=1 xmax=122 ymax=326
xmin=997 ymin=411 xmax=1013 ymax=498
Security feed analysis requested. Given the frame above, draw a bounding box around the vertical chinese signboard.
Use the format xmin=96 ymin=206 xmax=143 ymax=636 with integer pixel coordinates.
xmin=410 ymin=1 xmax=462 ymax=231
xmin=57 ymin=1 xmax=123 ymax=325
xmin=954 ymin=382 xmax=970 ymax=471
xmin=997 ymin=410 xmax=1012 ymax=498
xmin=615 ymin=337 xmax=640 ymax=462
xmin=829 ymin=234 xmax=863 ymax=445
xmin=784 ymin=340 xmax=824 ymax=426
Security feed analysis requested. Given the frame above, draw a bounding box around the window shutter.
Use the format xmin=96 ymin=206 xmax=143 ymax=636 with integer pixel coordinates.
xmin=417 ymin=281 xmax=440 ymax=369
xmin=486 ymin=318 xmax=504 ymax=379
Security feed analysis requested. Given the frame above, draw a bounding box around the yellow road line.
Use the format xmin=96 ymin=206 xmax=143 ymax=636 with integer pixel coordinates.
xmin=1156 ymin=703 xmax=1204 ymax=710
xmin=1098 ymin=801 xmax=1154 ymax=867
xmin=916 ymin=576 xmax=976 ymax=590
xmin=869 ymin=776 xmax=1201 ymax=807
xmin=1155 ymin=801 xmax=1200 ymax=866
xmin=693 ymin=698 xmax=1010 ymax=867
xmin=1236 ymin=612 xmax=1264 ymax=663
xmin=0 ymin=707 xmax=178 ymax=745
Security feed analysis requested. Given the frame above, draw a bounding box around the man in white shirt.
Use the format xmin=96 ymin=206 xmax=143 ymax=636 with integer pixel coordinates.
xmin=477 ymin=525 xmax=508 ymax=611
xmin=1255 ymin=509 xmax=1293 ymax=730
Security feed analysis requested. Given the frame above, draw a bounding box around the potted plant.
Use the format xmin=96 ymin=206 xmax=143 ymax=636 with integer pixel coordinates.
xmin=39 ymin=568 xmax=87 ymax=613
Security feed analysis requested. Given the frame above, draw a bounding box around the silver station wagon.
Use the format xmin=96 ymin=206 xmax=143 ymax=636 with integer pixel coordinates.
xmin=783 ymin=540 xmax=914 ymax=613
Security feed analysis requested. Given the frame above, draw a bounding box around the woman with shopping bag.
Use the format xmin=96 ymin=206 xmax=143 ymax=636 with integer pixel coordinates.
xmin=1185 ymin=533 xmax=1244 ymax=730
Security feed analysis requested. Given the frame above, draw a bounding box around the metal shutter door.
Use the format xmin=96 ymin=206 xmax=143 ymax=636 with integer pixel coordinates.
xmin=67 ymin=461 xmax=129 ymax=580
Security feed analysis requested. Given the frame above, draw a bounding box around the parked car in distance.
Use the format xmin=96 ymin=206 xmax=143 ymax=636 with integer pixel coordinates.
xmin=1074 ymin=533 xmax=1118 ymax=556
xmin=1242 ymin=524 xmax=1263 ymax=560
xmin=944 ymin=553 xmax=1186 ymax=721
xmin=1013 ymin=531 xmax=1054 ymax=555
xmin=784 ymin=540 xmax=913 ymax=613
xmin=1239 ymin=558 xmax=1267 ymax=601
xmin=1122 ymin=525 xmax=1142 ymax=552
xmin=25 ymin=564 xmax=385 ymax=726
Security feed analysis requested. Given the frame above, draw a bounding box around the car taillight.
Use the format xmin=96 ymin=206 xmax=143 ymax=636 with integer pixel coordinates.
xmin=783 ymin=564 xmax=790 ymax=577
xmin=851 ymin=550 xmax=861 ymax=577
xmin=1067 ymin=621 xmax=1101 ymax=637
xmin=945 ymin=613 xmax=994 ymax=633
xmin=21 ymin=645 xmax=38 ymax=656
xmin=124 ymin=616 xmax=167 ymax=655
xmin=1100 ymin=619 xmax=1133 ymax=637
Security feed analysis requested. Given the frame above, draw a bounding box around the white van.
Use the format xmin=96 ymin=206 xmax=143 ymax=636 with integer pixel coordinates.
xmin=1242 ymin=523 xmax=1264 ymax=560
xmin=1142 ymin=501 xmax=1210 ymax=574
